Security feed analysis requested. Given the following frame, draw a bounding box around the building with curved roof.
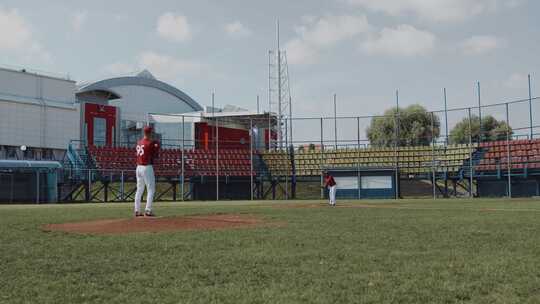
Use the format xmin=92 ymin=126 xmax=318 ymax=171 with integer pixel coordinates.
xmin=76 ymin=70 xmax=202 ymax=114
xmin=76 ymin=70 xmax=203 ymax=146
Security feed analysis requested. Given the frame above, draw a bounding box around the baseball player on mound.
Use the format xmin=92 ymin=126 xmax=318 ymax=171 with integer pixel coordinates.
xmin=134 ymin=126 xmax=160 ymax=217
xmin=323 ymin=171 xmax=337 ymax=206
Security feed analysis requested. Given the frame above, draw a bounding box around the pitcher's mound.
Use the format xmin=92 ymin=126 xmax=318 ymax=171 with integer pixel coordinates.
xmin=44 ymin=214 xmax=269 ymax=235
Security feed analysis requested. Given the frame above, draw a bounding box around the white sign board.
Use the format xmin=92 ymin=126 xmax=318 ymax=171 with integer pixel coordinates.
xmin=361 ymin=176 xmax=392 ymax=189
xmin=334 ymin=176 xmax=358 ymax=190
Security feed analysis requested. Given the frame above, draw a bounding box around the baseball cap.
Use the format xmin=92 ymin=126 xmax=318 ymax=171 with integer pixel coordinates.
xmin=143 ymin=126 xmax=153 ymax=134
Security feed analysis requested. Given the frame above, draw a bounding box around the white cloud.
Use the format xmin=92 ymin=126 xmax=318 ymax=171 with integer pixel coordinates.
xmin=0 ymin=7 xmax=51 ymax=63
xmin=284 ymin=39 xmax=319 ymax=65
xmin=224 ymin=21 xmax=252 ymax=38
xmin=459 ymin=35 xmax=504 ymax=55
xmin=0 ymin=7 xmax=32 ymax=50
xmin=361 ymin=24 xmax=436 ymax=56
xmin=285 ymin=15 xmax=370 ymax=64
xmin=504 ymin=73 xmax=529 ymax=89
xmin=101 ymin=62 xmax=137 ymax=76
xmin=71 ymin=11 xmax=87 ymax=32
xmin=504 ymin=0 xmax=524 ymax=8
xmin=137 ymin=51 xmax=205 ymax=81
xmin=113 ymin=13 xmax=129 ymax=22
xmin=156 ymin=12 xmax=191 ymax=42
xmin=295 ymin=15 xmax=370 ymax=47
xmin=344 ymin=0 xmax=518 ymax=22
xmin=101 ymin=52 xmax=206 ymax=83
xmin=24 ymin=43 xmax=52 ymax=64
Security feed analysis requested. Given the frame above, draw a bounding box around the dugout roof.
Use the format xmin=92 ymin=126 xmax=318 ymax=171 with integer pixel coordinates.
xmin=0 ymin=160 xmax=62 ymax=169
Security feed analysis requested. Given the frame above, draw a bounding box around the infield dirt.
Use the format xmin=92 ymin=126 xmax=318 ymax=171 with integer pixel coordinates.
xmin=43 ymin=214 xmax=273 ymax=235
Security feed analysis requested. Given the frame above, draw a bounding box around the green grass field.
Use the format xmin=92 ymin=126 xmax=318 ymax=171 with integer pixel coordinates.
xmin=1 ymin=199 xmax=540 ymax=304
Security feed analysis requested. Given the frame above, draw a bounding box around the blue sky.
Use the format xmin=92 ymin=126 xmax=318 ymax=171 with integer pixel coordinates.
xmin=0 ymin=0 xmax=539 ymax=131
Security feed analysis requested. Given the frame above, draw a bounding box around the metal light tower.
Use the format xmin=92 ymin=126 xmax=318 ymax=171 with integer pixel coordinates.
xmin=269 ymin=20 xmax=292 ymax=150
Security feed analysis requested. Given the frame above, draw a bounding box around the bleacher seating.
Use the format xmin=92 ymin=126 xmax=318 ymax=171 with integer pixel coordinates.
xmin=87 ymin=146 xmax=254 ymax=178
xmin=295 ymin=148 xmax=325 ymax=176
xmin=89 ymin=146 xmax=136 ymax=175
xmin=185 ymin=149 xmax=254 ymax=177
xmin=290 ymin=144 xmax=475 ymax=176
xmin=399 ymin=144 xmax=474 ymax=174
xmin=260 ymin=140 xmax=540 ymax=177
xmin=476 ymin=139 xmax=540 ymax=171
xmin=88 ymin=139 xmax=540 ymax=179
xmin=261 ymin=150 xmax=291 ymax=176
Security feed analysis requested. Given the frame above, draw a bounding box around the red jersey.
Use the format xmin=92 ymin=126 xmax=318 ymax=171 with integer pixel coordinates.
xmin=136 ymin=138 xmax=160 ymax=165
xmin=324 ymin=175 xmax=336 ymax=187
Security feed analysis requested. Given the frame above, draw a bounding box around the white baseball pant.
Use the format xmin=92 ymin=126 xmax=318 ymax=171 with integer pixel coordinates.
xmin=329 ymin=185 xmax=337 ymax=206
xmin=134 ymin=165 xmax=155 ymax=212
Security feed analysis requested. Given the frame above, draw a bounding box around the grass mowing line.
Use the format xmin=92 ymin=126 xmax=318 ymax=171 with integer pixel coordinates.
xmin=0 ymin=197 xmax=537 ymax=208
xmin=181 ymin=217 xmax=259 ymax=224
xmin=1 ymin=199 xmax=539 ymax=213
xmin=338 ymin=204 xmax=540 ymax=213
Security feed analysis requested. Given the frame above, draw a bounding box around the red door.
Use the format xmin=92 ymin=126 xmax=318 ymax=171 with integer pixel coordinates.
xmin=84 ymin=103 xmax=117 ymax=146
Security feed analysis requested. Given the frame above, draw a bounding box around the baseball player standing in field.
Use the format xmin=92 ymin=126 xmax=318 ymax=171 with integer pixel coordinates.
xmin=134 ymin=126 xmax=160 ymax=217
xmin=323 ymin=171 xmax=337 ymax=206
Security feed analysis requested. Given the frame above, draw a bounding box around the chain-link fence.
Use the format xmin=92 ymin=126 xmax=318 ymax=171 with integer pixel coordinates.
xmin=4 ymin=95 xmax=539 ymax=203
xmin=68 ymin=96 xmax=538 ymax=202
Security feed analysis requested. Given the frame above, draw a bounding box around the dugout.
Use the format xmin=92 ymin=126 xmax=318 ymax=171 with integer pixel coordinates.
xmin=0 ymin=160 xmax=62 ymax=204
xmin=326 ymin=168 xmax=397 ymax=199
xmin=190 ymin=176 xmax=252 ymax=200
xmin=476 ymin=178 xmax=540 ymax=197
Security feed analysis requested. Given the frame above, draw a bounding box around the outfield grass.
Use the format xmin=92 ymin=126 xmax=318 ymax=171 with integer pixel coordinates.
xmin=1 ymin=199 xmax=540 ymax=303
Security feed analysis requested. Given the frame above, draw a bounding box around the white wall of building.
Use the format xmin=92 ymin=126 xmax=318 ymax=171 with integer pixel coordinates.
xmin=0 ymin=68 xmax=75 ymax=104
xmin=0 ymin=68 xmax=79 ymax=152
xmin=0 ymin=100 xmax=79 ymax=149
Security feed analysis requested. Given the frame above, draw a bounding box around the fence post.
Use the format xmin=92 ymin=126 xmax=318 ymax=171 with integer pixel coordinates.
xmin=333 ymin=94 xmax=337 ymax=149
xmin=268 ymin=50 xmax=272 ymax=151
xmin=10 ymin=172 xmax=14 ymax=203
xmin=120 ymin=170 xmax=124 ymax=201
xmin=216 ymin=117 xmax=219 ymax=201
xmin=289 ymin=97 xmax=293 ymax=148
xmin=268 ymin=108 xmax=272 ymax=151
xmin=468 ymin=108 xmax=474 ymax=197
xmin=431 ymin=112 xmax=436 ymax=199
xmin=444 ymin=88 xmax=449 ymax=144
xmin=357 ymin=116 xmax=361 ymax=199
xmin=88 ymin=169 xmax=91 ymax=202
xmin=181 ymin=115 xmax=185 ymax=201
xmin=250 ymin=118 xmax=254 ymax=201
xmin=104 ymin=170 xmax=110 ymax=203
xmin=394 ymin=100 xmax=400 ymax=200
xmin=36 ymin=170 xmax=40 ymax=204
xmin=506 ymin=103 xmax=512 ymax=198
xmin=320 ymin=118 xmax=324 ymax=199
xmin=285 ymin=119 xmax=288 ymax=199
xmin=477 ymin=82 xmax=482 ymax=143
xmin=529 ymin=74 xmax=533 ymax=139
